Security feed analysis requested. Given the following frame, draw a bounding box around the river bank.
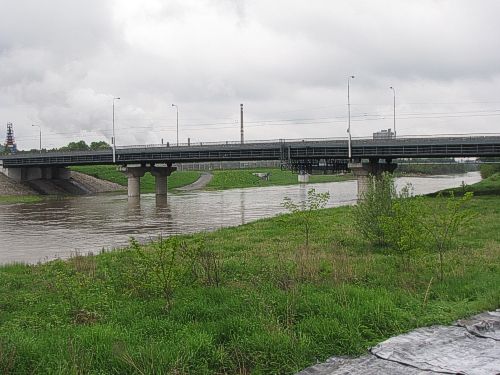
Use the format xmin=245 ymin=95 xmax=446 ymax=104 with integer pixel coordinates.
xmin=70 ymin=165 xmax=354 ymax=191
xmin=0 ymin=174 xmax=498 ymax=373
xmin=0 ymin=173 xmax=481 ymax=264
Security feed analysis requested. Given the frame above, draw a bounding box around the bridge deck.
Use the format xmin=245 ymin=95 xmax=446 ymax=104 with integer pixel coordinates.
xmin=1 ymin=136 xmax=500 ymax=168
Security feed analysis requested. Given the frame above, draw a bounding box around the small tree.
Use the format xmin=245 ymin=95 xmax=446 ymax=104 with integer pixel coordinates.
xmin=352 ymin=172 xmax=396 ymax=245
xmin=130 ymin=236 xmax=184 ymax=310
xmin=419 ymin=192 xmax=474 ymax=281
xmin=380 ymin=185 xmax=422 ymax=266
xmin=282 ymin=188 xmax=330 ymax=246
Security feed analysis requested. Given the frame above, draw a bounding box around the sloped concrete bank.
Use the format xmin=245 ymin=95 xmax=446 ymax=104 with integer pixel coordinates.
xmin=298 ymin=310 xmax=500 ymax=375
xmin=0 ymin=172 xmax=37 ymax=195
xmin=0 ymin=170 xmax=123 ymax=196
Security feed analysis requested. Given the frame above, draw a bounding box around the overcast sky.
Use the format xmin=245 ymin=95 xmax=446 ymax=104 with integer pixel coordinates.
xmin=1 ymin=0 xmax=499 ymax=150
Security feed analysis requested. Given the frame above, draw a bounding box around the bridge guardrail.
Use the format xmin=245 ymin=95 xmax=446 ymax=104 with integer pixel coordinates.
xmin=116 ymin=133 xmax=500 ymax=150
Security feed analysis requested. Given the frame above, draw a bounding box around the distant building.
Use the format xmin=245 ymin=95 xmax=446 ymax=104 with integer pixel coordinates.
xmin=373 ymin=128 xmax=394 ymax=139
xmin=4 ymin=122 xmax=17 ymax=153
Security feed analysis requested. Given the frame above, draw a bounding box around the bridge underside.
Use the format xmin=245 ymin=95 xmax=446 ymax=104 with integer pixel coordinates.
xmin=2 ymin=166 xmax=71 ymax=182
xmin=283 ymin=158 xmax=350 ymax=175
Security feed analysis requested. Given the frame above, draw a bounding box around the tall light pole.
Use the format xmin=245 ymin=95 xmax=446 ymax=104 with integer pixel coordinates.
xmin=347 ymin=75 xmax=355 ymax=160
xmin=32 ymin=124 xmax=41 ymax=153
xmin=389 ymin=86 xmax=396 ymax=138
xmin=112 ymin=97 xmax=120 ymax=163
xmin=171 ymin=104 xmax=179 ymax=146
xmin=240 ymin=103 xmax=244 ymax=144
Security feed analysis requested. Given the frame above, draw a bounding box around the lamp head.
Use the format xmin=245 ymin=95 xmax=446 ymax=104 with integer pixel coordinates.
xmin=350 ymin=75 xmax=355 ymax=79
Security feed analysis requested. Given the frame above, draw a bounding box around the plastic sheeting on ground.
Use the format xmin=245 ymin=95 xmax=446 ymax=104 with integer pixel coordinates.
xmin=371 ymin=325 xmax=500 ymax=374
xmin=296 ymin=354 xmax=434 ymax=374
xmin=297 ymin=310 xmax=500 ymax=375
xmin=457 ymin=309 xmax=500 ymax=341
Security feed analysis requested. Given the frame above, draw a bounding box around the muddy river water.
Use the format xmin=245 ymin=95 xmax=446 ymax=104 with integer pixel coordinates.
xmin=0 ymin=172 xmax=481 ymax=264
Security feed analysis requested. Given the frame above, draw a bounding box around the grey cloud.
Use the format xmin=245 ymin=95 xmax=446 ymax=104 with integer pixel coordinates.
xmin=1 ymin=0 xmax=500 ymax=148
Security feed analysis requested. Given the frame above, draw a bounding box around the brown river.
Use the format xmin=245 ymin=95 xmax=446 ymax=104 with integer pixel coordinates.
xmin=0 ymin=172 xmax=481 ymax=264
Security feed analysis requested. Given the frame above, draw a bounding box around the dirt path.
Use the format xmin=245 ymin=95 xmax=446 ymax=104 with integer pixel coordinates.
xmin=298 ymin=309 xmax=500 ymax=375
xmin=175 ymin=172 xmax=213 ymax=191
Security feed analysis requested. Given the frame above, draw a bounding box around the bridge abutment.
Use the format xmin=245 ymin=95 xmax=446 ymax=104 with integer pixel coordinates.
xmin=2 ymin=166 xmax=70 ymax=182
xmin=349 ymin=159 xmax=397 ymax=201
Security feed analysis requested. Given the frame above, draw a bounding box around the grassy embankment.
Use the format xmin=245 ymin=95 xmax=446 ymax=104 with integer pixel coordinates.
xmin=0 ymin=195 xmax=43 ymax=205
xmin=205 ymin=168 xmax=352 ymax=190
xmin=72 ymin=165 xmax=353 ymax=191
xmin=0 ymin=175 xmax=499 ymax=373
xmin=434 ymin=172 xmax=500 ymax=196
xmin=70 ymin=165 xmax=202 ymax=193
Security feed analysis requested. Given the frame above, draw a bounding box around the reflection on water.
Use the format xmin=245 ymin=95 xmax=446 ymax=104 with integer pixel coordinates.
xmin=0 ymin=172 xmax=481 ymax=264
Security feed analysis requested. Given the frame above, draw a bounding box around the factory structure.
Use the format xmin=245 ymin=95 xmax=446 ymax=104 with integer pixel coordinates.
xmin=4 ymin=122 xmax=17 ymax=154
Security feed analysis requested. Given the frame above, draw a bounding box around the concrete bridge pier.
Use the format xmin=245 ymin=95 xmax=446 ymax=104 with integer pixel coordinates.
xmin=349 ymin=159 xmax=397 ymax=201
xmin=120 ymin=166 xmax=147 ymax=198
xmin=151 ymin=166 xmax=177 ymax=196
xmin=298 ymin=170 xmax=310 ymax=183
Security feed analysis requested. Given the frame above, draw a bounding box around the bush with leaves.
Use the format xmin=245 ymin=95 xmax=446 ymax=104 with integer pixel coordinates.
xmin=352 ymin=172 xmax=397 ymax=245
xmin=380 ymin=185 xmax=423 ymax=265
xmin=419 ymin=191 xmax=475 ymax=281
xmin=282 ymin=188 xmax=330 ymax=246
xmin=129 ymin=236 xmax=186 ymax=310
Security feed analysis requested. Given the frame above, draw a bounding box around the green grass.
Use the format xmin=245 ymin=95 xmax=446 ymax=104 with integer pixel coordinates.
xmin=70 ymin=165 xmax=202 ymax=193
xmin=0 ymin=174 xmax=499 ymax=373
xmin=71 ymin=165 xmax=353 ymax=192
xmin=434 ymin=172 xmax=500 ymax=196
xmin=0 ymin=195 xmax=43 ymax=205
xmin=206 ymin=168 xmax=353 ymax=190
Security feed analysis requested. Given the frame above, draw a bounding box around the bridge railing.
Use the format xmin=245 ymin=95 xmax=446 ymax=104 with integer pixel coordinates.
xmin=116 ymin=133 xmax=500 ymax=150
xmin=116 ymin=137 xmax=345 ymax=150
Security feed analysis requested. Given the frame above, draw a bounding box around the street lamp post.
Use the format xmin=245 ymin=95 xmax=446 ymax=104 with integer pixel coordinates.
xmin=389 ymin=86 xmax=396 ymax=138
xmin=347 ymin=75 xmax=355 ymax=160
xmin=32 ymin=124 xmax=41 ymax=153
xmin=112 ymin=97 xmax=120 ymax=163
xmin=171 ymin=104 xmax=179 ymax=146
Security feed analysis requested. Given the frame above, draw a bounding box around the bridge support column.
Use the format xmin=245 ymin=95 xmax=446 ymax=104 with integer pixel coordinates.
xmin=151 ymin=166 xmax=177 ymax=196
xmin=120 ymin=166 xmax=147 ymax=198
xmin=349 ymin=159 xmax=397 ymax=201
xmin=298 ymin=170 xmax=310 ymax=183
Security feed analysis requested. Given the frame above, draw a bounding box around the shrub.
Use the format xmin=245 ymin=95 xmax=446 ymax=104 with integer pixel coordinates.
xmin=282 ymin=188 xmax=330 ymax=246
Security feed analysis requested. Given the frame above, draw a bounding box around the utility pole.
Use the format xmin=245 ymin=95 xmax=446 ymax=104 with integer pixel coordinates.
xmin=240 ymin=103 xmax=244 ymax=144
xmin=112 ymin=97 xmax=120 ymax=163
xmin=389 ymin=86 xmax=396 ymax=137
xmin=32 ymin=124 xmax=41 ymax=153
xmin=347 ymin=75 xmax=355 ymax=160
xmin=172 ymin=104 xmax=179 ymax=146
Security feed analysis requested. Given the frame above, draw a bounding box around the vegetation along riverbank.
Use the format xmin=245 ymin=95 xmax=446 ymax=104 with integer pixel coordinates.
xmin=0 ymin=195 xmax=43 ymax=205
xmin=71 ymin=165 xmax=353 ymax=191
xmin=0 ymin=173 xmax=498 ymax=373
xmin=70 ymin=166 xmax=202 ymax=193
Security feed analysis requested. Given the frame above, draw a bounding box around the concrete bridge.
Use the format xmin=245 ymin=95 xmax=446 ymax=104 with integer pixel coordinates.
xmin=1 ymin=135 xmax=500 ymax=198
